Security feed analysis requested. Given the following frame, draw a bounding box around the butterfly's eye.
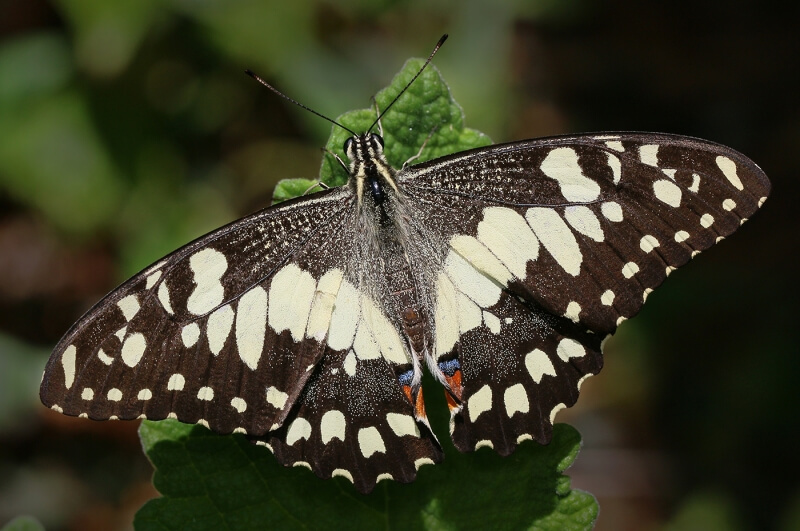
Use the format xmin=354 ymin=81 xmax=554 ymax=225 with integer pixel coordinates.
xmin=343 ymin=137 xmax=354 ymax=154
xmin=370 ymin=133 xmax=384 ymax=149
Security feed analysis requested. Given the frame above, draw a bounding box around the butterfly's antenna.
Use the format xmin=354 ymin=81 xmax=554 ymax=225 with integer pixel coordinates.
xmin=245 ymin=69 xmax=358 ymax=137
xmin=367 ymin=34 xmax=448 ymax=134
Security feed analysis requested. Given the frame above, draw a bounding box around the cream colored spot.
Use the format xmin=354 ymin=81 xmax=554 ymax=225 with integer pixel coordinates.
xmin=640 ymin=235 xmax=660 ymax=253
xmin=504 ymin=383 xmax=530 ymax=417
xmin=526 ymin=207 xmax=582 ymax=276
xmin=235 ymin=286 xmax=268 ymax=370
xmin=564 ymin=205 xmax=604 ymax=242
xmin=321 ymin=410 xmax=346 ymax=444
xmin=293 ymin=461 xmax=311 ymax=470
xmin=689 ymin=173 xmax=701 ymax=193
xmin=468 ymin=385 xmax=493 ymax=422
xmin=653 ymin=179 xmax=682 ymax=207
xmin=577 ymin=373 xmax=593 ymax=391
xmin=107 ymin=388 xmax=122 ymax=401
xmin=167 ymin=412 xmax=178 ymax=419
xmin=81 ymin=388 xmax=94 ymax=400
xmin=607 ymin=152 xmax=622 ymax=184
xmin=167 ymin=373 xmax=185 ymax=391
xmin=266 ymin=386 xmax=289 ymax=409
xmin=622 ymin=262 xmax=639 ymax=278
xmin=51 ymin=405 xmax=63 ymax=413
xmin=605 ymin=140 xmax=624 ymax=152
xmin=207 ymin=304 xmax=234 ymax=355
xmin=233 ymin=427 xmax=247 ymax=434
xmin=700 ymin=213 xmax=715 ymax=228
xmin=269 ymin=264 xmax=317 ymax=342
xmin=97 ymin=349 xmax=113 ymax=365
xmin=450 ymin=235 xmax=514 ymax=285
xmin=158 ymin=282 xmax=174 ymax=314
xmin=445 ymin=251 xmax=502 ymax=308
xmin=332 ymin=469 xmax=354 ymax=483
xmin=327 ymin=279 xmax=360 ymax=351
xmin=376 ymin=473 xmax=394 ymax=483
xmin=601 ymin=290 xmax=615 ymax=306
xmin=483 ymin=311 xmax=501 ymax=333
xmin=540 ymin=147 xmax=601 ymax=202
xmin=343 ymin=350 xmax=357 ymax=376
xmin=476 ymin=207 xmax=540 ymax=279
xmin=62 ymin=345 xmax=76 ymax=389
xmin=114 ymin=326 xmax=127 ymax=342
xmin=639 ymin=144 xmax=659 ymax=166
xmin=517 ymin=434 xmax=533 ymax=443
xmin=145 ymin=270 xmax=162 ymax=289
xmin=230 ymin=397 xmax=247 ymax=413
xmin=197 ymin=419 xmax=210 ymax=428
xmin=675 ymin=230 xmax=690 ymax=243
xmin=758 ymin=196 xmax=767 ymax=207
xmin=716 ymin=156 xmax=744 ymax=190
xmin=286 ymin=418 xmax=312 ymax=445
xmin=197 ymin=386 xmax=214 ymax=401
xmin=117 ymin=295 xmax=140 ymax=321
xmin=525 ymin=349 xmax=556 ymax=383
xmin=666 ymin=266 xmax=676 ymax=276
xmin=358 ymin=426 xmax=386 ymax=457
xmin=306 ymin=268 xmax=344 ymax=341
xmin=187 ymin=248 xmax=228 ymax=315
xmin=723 ymin=198 xmax=736 ymax=211
xmin=557 ymin=338 xmax=586 ymax=362
xmin=475 ymin=440 xmax=494 ymax=450
xmin=643 ymin=288 xmax=653 ymax=302
xmin=564 ymin=301 xmax=581 ymax=323
xmin=138 ymin=389 xmax=153 ymax=400
xmin=550 ymin=403 xmax=566 ymax=424
xmin=361 ymin=296 xmax=408 ymax=364
xmin=120 ymin=333 xmax=146 ymax=367
xmin=181 ymin=323 xmax=200 ymax=348
xmin=601 ymin=201 xmax=624 ymax=222
xmin=386 ymin=413 xmax=419 ymax=437
xmin=415 ymin=457 xmax=435 ymax=470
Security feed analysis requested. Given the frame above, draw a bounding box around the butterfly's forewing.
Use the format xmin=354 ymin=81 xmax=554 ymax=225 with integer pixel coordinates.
xmin=400 ymin=133 xmax=770 ymax=453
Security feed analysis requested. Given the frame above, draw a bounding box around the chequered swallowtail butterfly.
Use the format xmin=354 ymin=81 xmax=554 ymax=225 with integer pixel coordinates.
xmin=40 ymin=35 xmax=771 ymax=494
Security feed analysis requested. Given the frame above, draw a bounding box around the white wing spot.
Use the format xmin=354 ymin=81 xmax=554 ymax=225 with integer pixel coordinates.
xmin=138 ymin=389 xmax=153 ymax=400
xmin=643 ymin=288 xmax=653 ymax=302
xmin=167 ymin=373 xmax=185 ymax=391
xmin=386 ymin=413 xmax=419 ymax=437
xmin=51 ymin=405 xmax=63 ymax=413
xmin=444 ymin=251 xmax=503 ymax=308
xmin=525 ymin=348 xmax=556 ymax=383
xmin=700 ymin=213 xmax=715 ymax=228
xmin=266 ymin=386 xmax=289 ymax=409
xmin=577 ymin=374 xmax=593 ymax=391
xmin=601 ymin=290 xmax=615 ymax=306
xmin=758 ymin=196 xmax=767 ymax=207
xmin=622 ymin=262 xmax=640 ymax=278
xmin=121 ymin=333 xmax=147 ymax=367
xmin=233 ymin=427 xmax=247 ymax=434
xmin=564 ymin=301 xmax=581 ymax=323
xmin=81 ymin=388 xmax=94 ymax=400
xmin=235 ymin=286 xmax=268 ymax=370
xmin=332 ymin=469 xmax=354 ymax=483
xmin=187 ymin=248 xmax=228 ymax=315
xmin=117 ymin=295 xmax=140 ymax=321
xmin=653 ymin=179 xmax=682 ymax=207
xmin=483 ymin=311 xmax=501 ymax=333
xmin=716 ymin=156 xmax=744 ymax=190
xmin=600 ymin=201 xmax=624 ymax=222
xmin=675 ymin=230 xmax=690 ymax=243
xmin=158 ymin=282 xmax=174 ymax=314
xmin=607 ymin=152 xmax=622 ymax=184
xmin=415 ymin=458 xmax=435 ymax=470
xmin=526 ymin=207 xmax=582 ymax=276
xmin=666 ymin=266 xmax=676 ymax=276
xmin=343 ymin=350 xmax=357 ymax=376
xmin=321 ymin=410 xmax=347 ymax=444
xmin=376 ymin=473 xmax=394 ymax=483
xmin=640 ymin=235 xmax=660 ymax=253
xmin=605 ymin=140 xmax=624 ymax=152
xmin=639 ymin=144 xmax=659 ymax=166
xmin=504 ymin=384 xmax=530 ymax=417
xmin=269 ymin=264 xmax=317 ymax=342
xmin=358 ymin=426 xmax=386 ymax=458
xmin=475 ymin=440 xmax=494 ymax=450
xmin=197 ymin=419 xmax=209 ymax=428
xmin=145 ymin=270 xmax=162 ymax=289
xmin=722 ymin=198 xmax=737 ymax=211
xmin=327 ymin=279 xmax=360 ymax=351
xmin=181 ymin=323 xmax=200 ymax=348
xmin=197 ymin=386 xmax=214 ymax=401
xmin=62 ymin=345 xmax=76 ymax=389
xmin=468 ymin=385 xmax=493 ymax=422
xmin=207 ymin=304 xmax=234 ymax=355
xmin=564 ymin=205 xmax=604 ymax=242
xmin=306 ymin=268 xmax=344 ymax=341
xmin=557 ymin=338 xmax=586 ymax=362
xmin=230 ymin=397 xmax=247 ymax=413
xmin=451 ymin=235 xmax=514 ymax=286
xmin=550 ymin=403 xmax=566 ymax=424
xmin=107 ymin=388 xmax=122 ymax=401
xmin=476 ymin=207 xmax=539 ymax=279
xmin=689 ymin=173 xmax=701 ymax=193
xmin=286 ymin=418 xmax=312 ymax=446
xmin=97 ymin=349 xmax=113 ymax=365
xmin=540 ymin=147 xmax=601 ymax=202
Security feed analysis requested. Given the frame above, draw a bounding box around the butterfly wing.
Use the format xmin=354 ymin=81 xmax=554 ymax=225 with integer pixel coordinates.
xmin=400 ymin=132 xmax=770 ymax=453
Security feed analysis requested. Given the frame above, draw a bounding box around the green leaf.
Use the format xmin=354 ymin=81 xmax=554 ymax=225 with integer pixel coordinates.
xmin=274 ymin=56 xmax=491 ymax=199
xmin=136 ymin=59 xmax=596 ymax=531
xmin=0 ymin=516 xmax=46 ymax=531
xmin=136 ymin=420 xmax=595 ymax=531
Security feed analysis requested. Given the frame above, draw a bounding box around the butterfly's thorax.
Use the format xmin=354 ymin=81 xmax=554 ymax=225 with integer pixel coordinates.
xmin=346 ymin=133 xmax=430 ymax=379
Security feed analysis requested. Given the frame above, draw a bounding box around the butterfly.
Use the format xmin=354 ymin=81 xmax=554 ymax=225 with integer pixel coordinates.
xmin=40 ymin=35 xmax=771 ymax=493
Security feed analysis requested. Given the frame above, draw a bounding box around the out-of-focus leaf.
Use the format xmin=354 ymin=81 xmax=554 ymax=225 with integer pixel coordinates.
xmin=0 ymin=515 xmax=46 ymax=531
xmin=0 ymin=334 xmax=50 ymax=432
xmin=0 ymin=33 xmax=72 ymax=104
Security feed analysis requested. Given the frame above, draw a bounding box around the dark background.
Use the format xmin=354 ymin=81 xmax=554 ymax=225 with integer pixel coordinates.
xmin=0 ymin=1 xmax=796 ymax=529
